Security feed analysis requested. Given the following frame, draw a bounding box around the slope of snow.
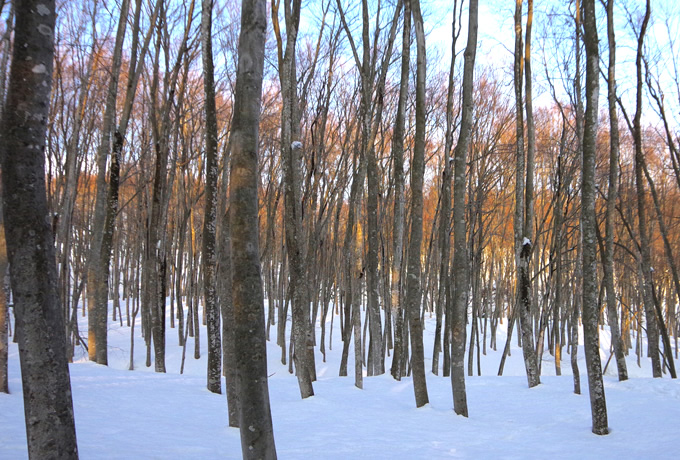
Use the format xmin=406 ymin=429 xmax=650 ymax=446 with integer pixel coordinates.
xmin=1 ymin=302 xmax=678 ymax=459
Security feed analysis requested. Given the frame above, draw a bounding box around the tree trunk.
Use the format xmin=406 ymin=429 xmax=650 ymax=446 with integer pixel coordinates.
xmin=450 ymin=0 xmax=478 ymax=417
xmin=389 ymin=0 xmax=410 ymax=381
xmin=407 ymin=0 xmax=429 ymax=408
xmin=603 ymin=0 xmax=628 ymax=382
xmin=582 ymin=0 xmax=609 ymax=435
xmin=514 ymin=0 xmax=540 ymax=389
xmin=87 ymin=0 xmax=131 ymax=366
xmin=0 ymin=218 xmax=7 ymax=394
xmin=0 ymin=0 xmax=79 ymax=455
xmin=273 ymin=0 xmax=314 ymax=398
xmin=229 ymin=0 xmax=277 ymax=456
xmin=201 ymin=0 xmax=222 ymax=395
xmin=631 ymin=0 xmax=661 ymax=378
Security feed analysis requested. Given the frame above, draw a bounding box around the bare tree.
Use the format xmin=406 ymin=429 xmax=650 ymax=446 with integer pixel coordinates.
xmin=229 ymin=0 xmax=277 ymax=456
xmin=582 ymin=0 xmax=609 ymax=435
xmin=602 ymin=0 xmax=628 ymax=382
xmin=0 ymin=0 xmax=79 ymax=455
xmin=272 ymin=0 xmax=314 ymax=398
xmin=407 ymin=0 xmax=429 ymax=408
xmin=201 ymin=0 xmax=222 ymax=394
xmin=451 ymin=0 xmax=479 ymax=417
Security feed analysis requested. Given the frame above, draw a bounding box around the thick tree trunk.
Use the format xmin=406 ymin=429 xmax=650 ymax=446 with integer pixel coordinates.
xmin=582 ymin=0 xmax=609 ymax=435
xmin=0 ymin=0 xmax=79 ymax=455
xmin=229 ymin=0 xmax=277 ymax=456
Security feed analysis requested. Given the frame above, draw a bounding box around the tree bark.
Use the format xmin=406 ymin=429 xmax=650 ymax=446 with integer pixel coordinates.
xmin=272 ymin=0 xmax=314 ymax=398
xmin=229 ymin=0 xmax=277 ymax=456
xmin=87 ymin=0 xmax=131 ymax=365
xmin=0 ymin=0 xmax=79 ymax=455
xmin=389 ymin=1 xmax=409 ymax=380
xmin=450 ymin=0 xmax=478 ymax=417
xmin=603 ymin=0 xmax=628 ymax=382
xmin=582 ymin=0 xmax=609 ymax=435
xmin=631 ymin=0 xmax=661 ymax=378
xmin=202 ymin=0 xmax=222 ymax=395
xmin=407 ymin=0 xmax=429 ymax=408
xmin=514 ymin=0 xmax=540 ymax=389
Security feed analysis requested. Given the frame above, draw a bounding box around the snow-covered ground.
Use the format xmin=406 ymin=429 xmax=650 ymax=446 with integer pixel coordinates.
xmin=1 ymin=302 xmax=678 ymax=459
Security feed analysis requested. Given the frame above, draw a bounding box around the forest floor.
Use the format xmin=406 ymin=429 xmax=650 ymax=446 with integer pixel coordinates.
xmin=1 ymin=301 xmax=679 ymax=459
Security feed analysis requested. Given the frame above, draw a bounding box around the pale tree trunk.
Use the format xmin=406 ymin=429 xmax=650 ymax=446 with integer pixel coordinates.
xmin=0 ymin=0 xmax=78 ymax=455
xmin=389 ymin=0 xmax=410 ymax=380
xmin=272 ymin=0 xmax=314 ymax=398
xmin=407 ymin=0 xmax=429 ymax=408
xmin=202 ymin=0 xmax=222 ymax=395
xmin=603 ymin=0 xmax=628 ymax=382
xmin=229 ymin=0 xmax=277 ymax=456
xmin=450 ymin=0 xmax=478 ymax=417
xmin=582 ymin=0 xmax=609 ymax=435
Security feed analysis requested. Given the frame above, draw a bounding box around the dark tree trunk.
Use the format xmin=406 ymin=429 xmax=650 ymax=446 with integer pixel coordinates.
xmin=201 ymin=0 xmax=222 ymax=395
xmin=389 ymin=0 xmax=410 ymax=381
xmin=0 ymin=219 xmax=7 ymax=394
xmin=451 ymin=0 xmax=478 ymax=417
xmin=229 ymin=0 xmax=277 ymax=456
xmin=582 ymin=0 xmax=609 ymax=435
xmin=407 ymin=0 xmax=429 ymax=408
xmin=603 ymin=0 xmax=628 ymax=382
xmin=0 ymin=0 xmax=79 ymax=455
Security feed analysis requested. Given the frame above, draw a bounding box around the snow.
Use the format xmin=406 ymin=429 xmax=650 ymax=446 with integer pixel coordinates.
xmin=291 ymin=141 xmax=303 ymax=150
xmin=1 ymin=302 xmax=679 ymax=459
xmin=523 ymin=237 xmax=531 ymax=246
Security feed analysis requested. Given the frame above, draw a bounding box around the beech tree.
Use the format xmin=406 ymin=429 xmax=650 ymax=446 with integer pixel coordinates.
xmin=229 ymin=0 xmax=277 ymax=456
xmin=582 ymin=0 xmax=609 ymax=435
xmin=0 ymin=0 xmax=79 ymax=456
xmin=406 ymin=0 xmax=429 ymax=408
xmin=450 ymin=0 xmax=479 ymax=417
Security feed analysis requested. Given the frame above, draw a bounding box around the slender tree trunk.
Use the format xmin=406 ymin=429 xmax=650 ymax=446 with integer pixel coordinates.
xmin=433 ymin=0 xmax=460 ymax=377
xmin=582 ymin=0 xmax=609 ymax=434
xmin=631 ymin=0 xmax=661 ymax=378
xmin=603 ymin=0 xmax=628 ymax=382
xmin=201 ymin=0 xmax=222 ymax=395
xmin=272 ymin=0 xmax=314 ymax=398
xmin=450 ymin=0 xmax=478 ymax=417
xmin=229 ymin=0 xmax=277 ymax=456
xmin=0 ymin=218 xmax=7 ymax=394
xmin=389 ymin=0 xmax=410 ymax=381
xmin=514 ymin=0 xmax=540 ymax=389
xmin=0 ymin=0 xmax=78 ymax=455
xmin=87 ymin=0 xmax=132 ymax=365
xmin=407 ymin=0 xmax=429 ymax=408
